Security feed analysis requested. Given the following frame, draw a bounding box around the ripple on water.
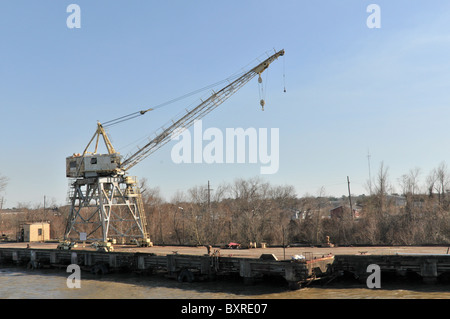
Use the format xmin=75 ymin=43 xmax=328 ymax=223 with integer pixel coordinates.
xmin=0 ymin=267 xmax=449 ymax=299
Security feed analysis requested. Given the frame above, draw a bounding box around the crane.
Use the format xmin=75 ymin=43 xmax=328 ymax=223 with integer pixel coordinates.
xmin=64 ymin=49 xmax=285 ymax=248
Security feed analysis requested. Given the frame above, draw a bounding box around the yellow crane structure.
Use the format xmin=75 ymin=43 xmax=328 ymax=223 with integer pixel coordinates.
xmin=64 ymin=49 xmax=285 ymax=247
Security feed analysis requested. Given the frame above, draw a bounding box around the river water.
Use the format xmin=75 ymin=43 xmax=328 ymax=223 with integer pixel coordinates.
xmin=0 ymin=267 xmax=449 ymax=299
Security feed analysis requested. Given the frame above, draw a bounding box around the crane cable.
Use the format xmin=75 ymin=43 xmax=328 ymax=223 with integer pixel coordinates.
xmin=258 ymin=50 xmax=287 ymax=110
xmin=283 ymin=54 xmax=287 ymax=93
xmin=102 ymin=70 xmax=248 ymax=128
xmin=257 ymin=68 xmax=269 ymax=111
xmin=102 ymin=50 xmax=282 ymax=128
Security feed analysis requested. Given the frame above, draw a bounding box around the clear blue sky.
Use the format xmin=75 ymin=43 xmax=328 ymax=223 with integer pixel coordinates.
xmin=1 ymin=1 xmax=450 ymax=208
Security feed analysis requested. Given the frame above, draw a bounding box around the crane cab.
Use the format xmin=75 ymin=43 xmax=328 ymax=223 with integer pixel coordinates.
xmin=66 ymin=153 xmax=122 ymax=178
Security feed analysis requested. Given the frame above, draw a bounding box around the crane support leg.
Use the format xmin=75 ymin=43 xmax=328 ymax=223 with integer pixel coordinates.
xmin=64 ymin=176 xmax=151 ymax=245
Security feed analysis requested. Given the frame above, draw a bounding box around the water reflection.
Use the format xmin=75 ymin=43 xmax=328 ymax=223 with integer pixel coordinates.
xmin=0 ymin=267 xmax=449 ymax=299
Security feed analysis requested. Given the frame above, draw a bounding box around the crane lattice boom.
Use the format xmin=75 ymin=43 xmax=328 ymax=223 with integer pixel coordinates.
xmin=64 ymin=49 xmax=284 ymax=244
xmin=121 ymin=49 xmax=284 ymax=171
xmin=66 ymin=49 xmax=284 ymax=178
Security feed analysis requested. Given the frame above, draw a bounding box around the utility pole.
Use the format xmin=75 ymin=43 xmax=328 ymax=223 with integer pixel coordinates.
xmin=282 ymin=225 xmax=286 ymax=260
xmin=207 ymin=181 xmax=211 ymax=210
xmin=347 ymin=176 xmax=354 ymax=219
xmin=205 ymin=181 xmax=213 ymax=215
xmin=367 ymin=149 xmax=372 ymax=195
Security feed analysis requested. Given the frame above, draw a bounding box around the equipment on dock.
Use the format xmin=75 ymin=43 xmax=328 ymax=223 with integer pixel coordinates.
xmin=64 ymin=49 xmax=285 ymax=248
xmin=91 ymin=241 xmax=114 ymax=252
xmin=57 ymin=240 xmax=78 ymax=250
xmin=226 ymin=242 xmax=241 ymax=249
xmin=132 ymin=237 xmax=152 ymax=247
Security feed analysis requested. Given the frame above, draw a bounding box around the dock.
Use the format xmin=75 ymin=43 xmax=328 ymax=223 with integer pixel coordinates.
xmin=332 ymin=253 xmax=450 ymax=284
xmin=0 ymin=244 xmax=449 ymax=289
xmin=0 ymin=245 xmax=334 ymax=290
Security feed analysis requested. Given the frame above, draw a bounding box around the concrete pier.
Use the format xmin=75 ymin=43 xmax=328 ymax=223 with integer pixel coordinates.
xmin=0 ymin=247 xmax=334 ymax=289
xmin=1 ymin=244 xmax=449 ymax=289
xmin=332 ymin=254 xmax=450 ymax=284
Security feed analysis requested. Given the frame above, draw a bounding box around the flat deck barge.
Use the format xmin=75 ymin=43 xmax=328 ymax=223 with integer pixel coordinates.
xmin=1 ymin=243 xmax=449 ymax=289
xmin=0 ymin=244 xmax=334 ymax=289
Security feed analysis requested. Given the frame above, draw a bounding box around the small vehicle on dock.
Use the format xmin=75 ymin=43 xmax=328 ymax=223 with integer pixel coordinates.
xmin=56 ymin=240 xmax=78 ymax=250
xmin=91 ymin=241 xmax=114 ymax=252
xmin=131 ymin=237 xmax=153 ymax=247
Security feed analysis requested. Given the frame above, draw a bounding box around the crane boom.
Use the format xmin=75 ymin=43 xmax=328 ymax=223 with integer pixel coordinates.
xmin=65 ymin=49 xmax=284 ymax=179
xmin=64 ymin=49 xmax=284 ymax=245
xmin=120 ymin=49 xmax=285 ymax=172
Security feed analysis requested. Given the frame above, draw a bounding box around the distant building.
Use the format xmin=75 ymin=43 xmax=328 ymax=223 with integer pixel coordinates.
xmin=291 ymin=209 xmax=306 ymax=220
xmin=20 ymin=222 xmax=50 ymax=242
xmin=330 ymin=205 xmax=361 ymax=219
xmin=387 ymin=195 xmax=407 ymax=207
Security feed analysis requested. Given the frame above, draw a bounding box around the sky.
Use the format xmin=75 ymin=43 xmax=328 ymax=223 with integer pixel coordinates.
xmin=1 ymin=1 xmax=450 ymax=208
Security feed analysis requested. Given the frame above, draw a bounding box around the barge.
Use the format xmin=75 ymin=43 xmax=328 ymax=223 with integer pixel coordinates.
xmin=0 ymin=246 xmax=334 ymax=290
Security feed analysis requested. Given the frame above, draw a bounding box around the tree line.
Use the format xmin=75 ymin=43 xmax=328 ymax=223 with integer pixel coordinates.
xmin=0 ymin=162 xmax=449 ymax=246
xmin=140 ymin=160 xmax=449 ymax=247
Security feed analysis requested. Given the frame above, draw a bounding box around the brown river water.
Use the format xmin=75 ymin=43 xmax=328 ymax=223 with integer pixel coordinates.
xmin=0 ymin=267 xmax=449 ymax=299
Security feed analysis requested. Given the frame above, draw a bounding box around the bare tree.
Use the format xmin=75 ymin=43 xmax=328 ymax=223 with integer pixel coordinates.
xmin=426 ymin=169 xmax=437 ymax=198
xmin=435 ymin=162 xmax=449 ymax=206
xmin=0 ymin=173 xmax=8 ymax=209
xmin=373 ymin=161 xmax=390 ymax=213
xmin=398 ymin=167 xmax=421 ymax=220
xmin=140 ymin=182 xmax=166 ymax=244
xmin=170 ymin=191 xmax=187 ymax=245
xmin=0 ymin=174 xmax=7 ymax=192
xmin=398 ymin=167 xmax=421 ymax=197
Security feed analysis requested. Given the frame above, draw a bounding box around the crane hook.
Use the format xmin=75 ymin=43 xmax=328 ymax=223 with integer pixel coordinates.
xmin=258 ymin=72 xmax=265 ymax=110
